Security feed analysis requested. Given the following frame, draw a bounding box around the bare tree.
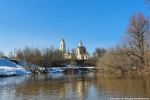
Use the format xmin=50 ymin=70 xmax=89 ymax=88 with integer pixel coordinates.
xmin=93 ymin=48 xmax=107 ymax=58
xmin=97 ymin=13 xmax=150 ymax=74
xmin=16 ymin=49 xmax=24 ymax=59
xmin=123 ymin=13 xmax=150 ymax=66
xmin=31 ymin=48 xmax=42 ymax=65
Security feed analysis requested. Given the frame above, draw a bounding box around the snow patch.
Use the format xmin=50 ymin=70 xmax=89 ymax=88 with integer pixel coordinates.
xmin=0 ymin=58 xmax=31 ymax=77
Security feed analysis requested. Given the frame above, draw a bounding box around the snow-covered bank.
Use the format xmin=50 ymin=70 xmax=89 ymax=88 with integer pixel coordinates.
xmin=0 ymin=58 xmax=31 ymax=77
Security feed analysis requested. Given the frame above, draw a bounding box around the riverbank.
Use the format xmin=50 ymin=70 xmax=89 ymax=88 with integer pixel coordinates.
xmin=97 ymin=66 xmax=150 ymax=77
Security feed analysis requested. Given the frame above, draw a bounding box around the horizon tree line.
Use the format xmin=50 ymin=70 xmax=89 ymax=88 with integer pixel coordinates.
xmin=0 ymin=46 xmax=105 ymax=67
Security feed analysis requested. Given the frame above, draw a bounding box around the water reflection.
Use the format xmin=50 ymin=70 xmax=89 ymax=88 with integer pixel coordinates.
xmin=94 ymin=74 xmax=150 ymax=98
xmin=0 ymin=73 xmax=149 ymax=100
xmin=0 ymin=75 xmax=29 ymax=86
xmin=0 ymin=75 xmax=30 ymax=100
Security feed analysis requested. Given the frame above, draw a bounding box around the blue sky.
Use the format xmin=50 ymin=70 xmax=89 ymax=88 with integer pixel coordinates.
xmin=0 ymin=0 xmax=149 ymax=55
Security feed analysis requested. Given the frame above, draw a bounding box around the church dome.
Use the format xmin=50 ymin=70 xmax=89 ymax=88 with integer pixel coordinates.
xmin=77 ymin=41 xmax=87 ymax=54
xmin=78 ymin=46 xmax=87 ymax=54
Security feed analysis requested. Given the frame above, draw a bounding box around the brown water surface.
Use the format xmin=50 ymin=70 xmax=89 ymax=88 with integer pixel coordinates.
xmin=0 ymin=73 xmax=149 ymax=100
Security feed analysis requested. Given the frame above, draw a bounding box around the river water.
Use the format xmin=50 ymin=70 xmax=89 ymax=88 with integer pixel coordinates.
xmin=0 ymin=73 xmax=149 ymax=100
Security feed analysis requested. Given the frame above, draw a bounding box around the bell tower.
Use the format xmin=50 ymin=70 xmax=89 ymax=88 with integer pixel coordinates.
xmin=60 ymin=38 xmax=66 ymax=53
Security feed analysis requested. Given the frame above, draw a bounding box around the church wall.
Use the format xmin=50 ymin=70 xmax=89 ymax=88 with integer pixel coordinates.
xmin=60 ymin=39 xmax=89 ymax=60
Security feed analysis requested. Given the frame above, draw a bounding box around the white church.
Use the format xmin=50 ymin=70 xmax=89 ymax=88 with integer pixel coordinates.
xmin=59 ymin=39 xmax=89 ymax=60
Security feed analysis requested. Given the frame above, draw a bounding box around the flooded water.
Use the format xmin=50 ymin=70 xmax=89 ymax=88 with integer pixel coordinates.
xmin=0 ymin=73 xmax=150 ymax=100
